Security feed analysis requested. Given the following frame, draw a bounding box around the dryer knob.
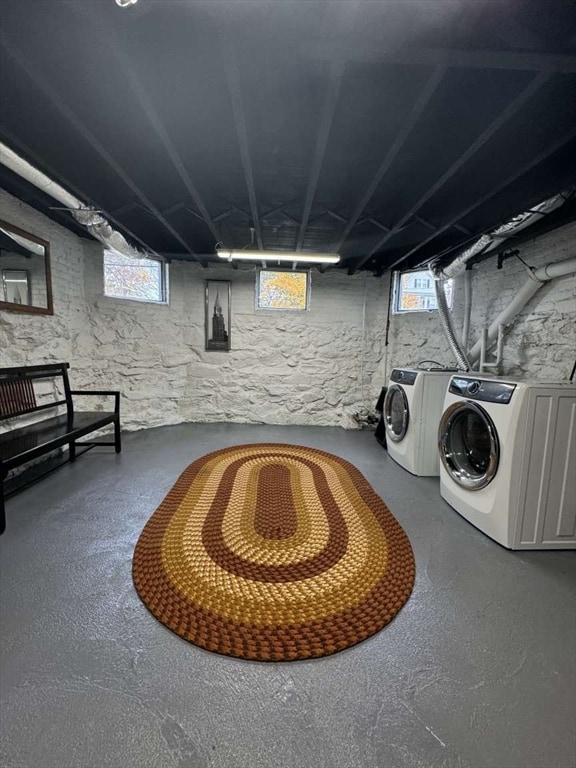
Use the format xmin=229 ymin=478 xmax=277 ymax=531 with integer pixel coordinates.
xmin=467 ymin=381 xmax=480 ymax=395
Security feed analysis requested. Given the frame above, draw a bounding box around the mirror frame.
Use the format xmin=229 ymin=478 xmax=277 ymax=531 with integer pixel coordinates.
xmin=0 ymin=219 xmax=53 ymax=315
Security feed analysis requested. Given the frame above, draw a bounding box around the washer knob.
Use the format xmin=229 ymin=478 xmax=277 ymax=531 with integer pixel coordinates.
xmin=467 ymin=381 xmax=480 ymax=395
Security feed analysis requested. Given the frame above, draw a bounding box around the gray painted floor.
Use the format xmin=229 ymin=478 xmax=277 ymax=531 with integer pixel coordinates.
xmin=1 ymin=423 xmax=575 ymax=768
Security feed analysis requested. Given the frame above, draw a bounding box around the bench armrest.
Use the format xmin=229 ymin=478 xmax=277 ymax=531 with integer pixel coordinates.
xmin=70 ymin=390 xmax=120 ymax=413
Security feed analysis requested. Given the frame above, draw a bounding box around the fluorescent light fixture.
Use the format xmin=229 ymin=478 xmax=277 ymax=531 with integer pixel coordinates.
xmin=115 ymin=0 xmax=138 ymax=7
xmin=216 ymin=249 xmax=340 ymax=264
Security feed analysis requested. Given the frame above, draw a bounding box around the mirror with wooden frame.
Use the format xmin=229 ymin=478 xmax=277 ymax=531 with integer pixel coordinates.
xmin=0 ymin=220 xmax=53 ymax=315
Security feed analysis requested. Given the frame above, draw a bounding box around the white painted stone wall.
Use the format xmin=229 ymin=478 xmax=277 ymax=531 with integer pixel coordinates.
xmin=0 ymin=190 xmax=90 ymax=368
xmin=82 ymin=254 xmax=387 ymax=429
xmin=1 ymin=190 xmax=387 ymax=430
xmin=3 ymin=188 xmax=573 ymax=436
xmin=385 ymin=221 xmax=576 ymax=382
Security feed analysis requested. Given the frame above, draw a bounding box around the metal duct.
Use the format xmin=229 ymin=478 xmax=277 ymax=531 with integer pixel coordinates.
xmin=434 ymin=278 xmax=472 ymax=371
xmin=427 ymin=188 xmax=573 ymax=373
xmin=431 ymin=189 xmax=573 ymax=280
xmin=0 ymin=141 xmax=153 ymax=261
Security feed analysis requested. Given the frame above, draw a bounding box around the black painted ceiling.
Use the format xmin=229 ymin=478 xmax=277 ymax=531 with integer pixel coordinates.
xmin=0 ymin=0 xmax=575 ymax=275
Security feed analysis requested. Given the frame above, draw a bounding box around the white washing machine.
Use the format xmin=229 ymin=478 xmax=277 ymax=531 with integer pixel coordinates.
xmin=439 ymin=375 xmax=576 ymax=550
xmin=383 ymin=368 xmax=455 ymax=476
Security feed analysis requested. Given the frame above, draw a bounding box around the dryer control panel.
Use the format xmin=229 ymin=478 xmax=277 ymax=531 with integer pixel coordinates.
xmin=449 ymin=376 xmax=516 ymax=404
xmin=390 ymin=369 xmax=418 ymax=385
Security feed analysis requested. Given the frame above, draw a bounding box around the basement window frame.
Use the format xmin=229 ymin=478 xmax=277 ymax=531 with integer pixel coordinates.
xmin=103 ymin=249 xmax=168 ymax=305
xmin=255 ymin=268 xmax=311 ymax=311
xmin=392 ymin=268 xmax=452 ymax=314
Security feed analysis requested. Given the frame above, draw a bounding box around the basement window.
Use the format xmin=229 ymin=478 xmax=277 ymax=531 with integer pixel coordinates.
xmin=256 ymin=269 xmax=310 ymax=310
xmin=103 ymin=251 xmax=167 ymax=303
xmin=393 ymin=269 xmax=452 ymax=313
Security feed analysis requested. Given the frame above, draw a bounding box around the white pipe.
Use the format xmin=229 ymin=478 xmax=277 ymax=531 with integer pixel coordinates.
xmin=479 ymin=324 xmax=504 ymax=373
xmin=433 ymin=189 xmax=572 ymax=281
xmin=479 ymin=328 xmax=487 ymax=372
xmin=536 ymin=259 xmax=576 ymax=280
xmin=468 ymin=256 xmax=576 ymax=364
xmin=462 ymin=269 xmax=472 ymax=348
xmin=0 ymin=141 xmax=152 ymax=261
xmin=0 ymin=142 xmax=81 ymax=211
xmin=496 ymin=323 xmax=504 ymax=368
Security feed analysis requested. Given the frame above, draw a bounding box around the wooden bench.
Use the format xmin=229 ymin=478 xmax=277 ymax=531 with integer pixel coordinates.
xmin=0 ymin=363 xmax=121 ymax=534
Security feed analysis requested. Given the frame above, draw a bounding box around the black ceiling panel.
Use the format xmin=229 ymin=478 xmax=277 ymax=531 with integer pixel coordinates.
xmin=0 ymin=0 xmax=575 ymax=274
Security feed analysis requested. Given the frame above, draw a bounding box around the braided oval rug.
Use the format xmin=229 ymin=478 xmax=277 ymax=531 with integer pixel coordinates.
xmin=132 ymin=444 xmax=415 ymax=661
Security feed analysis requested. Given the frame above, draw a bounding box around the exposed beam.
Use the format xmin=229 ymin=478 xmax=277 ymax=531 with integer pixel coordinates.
xmin=260 ymin=204 xmax=288 ymax=220
xmin=333 ymin=65 xmax=446 ymax=252
xmin=160 ymin=202 xmax=184 ymax=217
xmin=110 ymin=202 xmax=140 ymax=217
xmin=349 ymin=70 xmax=551 ymax=273
xmin=185 ymin=207 xmax=209 ymax=223
xmin=296 ymin=1 xmax=359 ymax=251
xmin=368 ymin=218 xmax=390 ymax=232
xmin=280 ymin=211 xmax=302 ymax=226
xmin=296 ymin=57 xmax=344 ymax=250
xmin=387 ymin=125 xmax=576 ymax=271
xmin=213 ymin=209 xmax=234 ymax=223
xmin=231 ymin=205 xmax=252 ymax=220
xmin=109 ymin=56 xmax=222 ymax=247
xmin=220 ymin=34 xmax=263 ymax=250
xmin=72 ymin=4 xmax=223 ymax=250
xmin=0 ymin=39 xmax=204 ymax=263
xmin=325 ymin=209 xmax=349 ymax=223
xmin=304 ymin=41 xmax=576 ymax=74
xmin=0 ymin=124 xmax=162 ymax=257
xmin=413 ymin=214 xmax=439 ymax=232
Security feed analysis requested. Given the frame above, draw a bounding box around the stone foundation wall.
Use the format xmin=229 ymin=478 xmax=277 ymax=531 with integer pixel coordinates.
xmin=1 ymin=190 xmax=387 ymax=430
xmin=3 ymin=188 xmax=572 ymax=436
xmin=385 ymin=220 xmax=576 ymax=382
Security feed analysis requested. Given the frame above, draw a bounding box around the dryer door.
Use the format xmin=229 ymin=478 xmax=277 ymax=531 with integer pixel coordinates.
xmin=438 ymin=401 xmax=499 ymax=490
xmin=384 ymin=384 xmax=409 ymax=443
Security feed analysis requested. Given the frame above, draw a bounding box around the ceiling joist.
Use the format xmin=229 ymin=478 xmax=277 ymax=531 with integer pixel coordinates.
xmin=1 ymin=1 xmax=574 ymax=275
xmin=306 ymin=41 xmax=576 ymax=74
xmin=388 ymin=125 xmax=576 ymax=271
xmin=1 ymin=39 xmax=205 ymax=263
xmin=349 ymin=70 xmax=551 ymax=273
xmin=333 ymin=65 xmax=446 ymax=253
xmin=221 ymin=33 xmax=263 ymax=251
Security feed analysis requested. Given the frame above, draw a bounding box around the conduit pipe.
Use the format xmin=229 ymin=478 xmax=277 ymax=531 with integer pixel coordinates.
xmin=0 ymin=141 xmax=152 ymax=260
xmin=479 ymin=324 xmax=504 ymax=373
xmin=428 ymin=188 xmax=573 ymax=372
xmin=462 ymin=268 xmax=472 ymax=348
xmin=467 ymin=255 xmax=576 ymax=366
xmin=434 ymin=277 xmax=472 ymax=370
xmin=431 ymin=189 xmax=572 ymax=281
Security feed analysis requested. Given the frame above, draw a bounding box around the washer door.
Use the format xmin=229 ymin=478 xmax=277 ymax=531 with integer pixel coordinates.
xmin=384 ymin=384 xmax=409 ymax=443
xmin=439 ymin=401 xmax=499 ymax=490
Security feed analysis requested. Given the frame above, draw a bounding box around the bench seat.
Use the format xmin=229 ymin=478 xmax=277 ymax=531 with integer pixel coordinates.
xmin=0 ymin=363 xmax=121 ymax=534
xmin=0 ymin=411 xmax=117 ymax=470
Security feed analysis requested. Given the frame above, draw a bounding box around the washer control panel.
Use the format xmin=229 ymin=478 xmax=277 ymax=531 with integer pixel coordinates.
xmin=449 ymin=376 xmax=516 ymax=404
xmin=390 ymin=369 xmax=418 ymax=386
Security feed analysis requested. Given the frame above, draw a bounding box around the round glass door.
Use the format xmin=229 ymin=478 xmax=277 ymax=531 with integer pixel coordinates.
xmin=438 ymin=402 xmax=499 ymax=490
xmin=384 ymin=385 xmax=409 ymax=443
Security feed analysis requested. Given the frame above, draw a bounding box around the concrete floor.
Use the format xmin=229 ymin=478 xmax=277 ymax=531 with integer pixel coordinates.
xmin=0 ymin=423 xmax=575 ymax=768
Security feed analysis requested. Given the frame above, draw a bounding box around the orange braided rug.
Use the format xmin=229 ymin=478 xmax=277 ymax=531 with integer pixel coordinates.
xmin=132 ymin=444 xmax=415 ymax=661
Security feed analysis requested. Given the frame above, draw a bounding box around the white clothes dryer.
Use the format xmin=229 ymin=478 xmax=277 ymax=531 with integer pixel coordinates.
xmin=383 ymin=368 xmax=455 ymax=476
xmin=438 ymin=375 xmax=576 ymax=550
